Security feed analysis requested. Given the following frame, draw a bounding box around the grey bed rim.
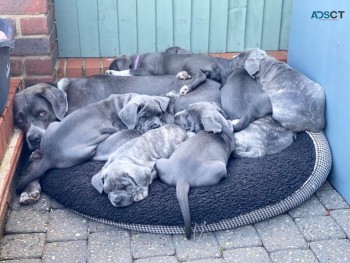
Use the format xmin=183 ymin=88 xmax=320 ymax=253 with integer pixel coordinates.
xmin=73 ymin=131 xmax=332 ymax=235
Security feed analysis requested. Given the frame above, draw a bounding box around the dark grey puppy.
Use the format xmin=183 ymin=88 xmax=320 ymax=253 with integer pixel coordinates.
xmin=106 ymin=53 xmax=230 ymax=95
xmin=230 ymin=48 xmax=326 ymax=132
xmin=221 ymin=68 xmax=272 ymax=131
xmin=156 ymin=102 xmax=234 ymax=238
xmin=14 ymin=75 xmax=220 ymax=150
xmin=233 ymin=116 xmax=296 ymax=158
xmin=17 ymin=93 xmax=169 ymax=204
xmin=164 ymin=46 xmax=192 ymax=54
xmin=91 ymin=124 xmax=188 ymax=207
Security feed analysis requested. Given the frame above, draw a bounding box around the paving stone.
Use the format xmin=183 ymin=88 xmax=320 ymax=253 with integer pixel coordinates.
xmin=134 ymin=256 xmax=179 ymax=263
xmin=223 ymin=247 xmax=271 ymax=263
xmin=186 ymin=259 xmax=224 ymax=263
xmin=254 ymin=214 xmax=307 ymax=252
xmin=0 ymin=260 xmax=41 ymax=263
xmin=5 ymin=210 xmax=49 ymax=234
xmin=270 ymin=249 xmax=318 ymax=263
xmin=215 ymin=225 xmax=262 ymax=249
xmin=46 ymin=209 xmax=88 ymax=242
xmin=0 ymin=233 xmax=45 ymax=260
xmin=173 ymin=233 xmax=220 ymax=261
xmin=295 ymin=215 xmax=346 ymax=241
xmin=42 ymin=240 xmax=87 ymax=263
xmin=317 ymin=180 xmax=334 ymax=192
xmin=289 ymin=195 xmax=327 ymax=218
xmin=316 ymin=190 xmax=350 ymax=210
xmin=332 ymin=209 xmax=350 ymax=238
xmin=131 ymin=233 xmax=175 ymax=259
xmin=10 ymin=193 xmax=51 ymax=211
xmin=310 ymin=239 xmax=350 ymax=263
xmin=88 ymin=220 xmax=123 ymax=233
xmin=87 ymin=230 xmax=132 ymax=263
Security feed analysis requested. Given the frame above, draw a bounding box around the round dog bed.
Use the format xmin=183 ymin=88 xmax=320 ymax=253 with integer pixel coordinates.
xmin=40 ymin=131 xmax=331 ymax=235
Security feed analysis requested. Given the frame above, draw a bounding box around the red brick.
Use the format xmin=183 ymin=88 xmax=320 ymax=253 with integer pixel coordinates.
xmin=24 ymin=74 xmax=56 ymax=87
xmin=85 ymin=58 xmax=101 ymax=76
xmin=20 ymin=16 xmax=49 ymax=35
xmin=102 ymin=58 xmax=114 ymax=73
xmin=2 ymin=107 xmax=11 ymax=145
xmin=0 ymin=117 xmax=5 ymax=163
xmin=24 ymin=57 xmax=54 ymax=76
xmin=220 ymin=53 xmax=239 ymax=59
xmin=0 ymin=0 xmax=50 ymax=15
xmin=267 ymin=51 xmax=288 ymax=62
xmin=10 ymin=58 xmax=22 ymax=77
xmin=57 ymin=59 xmax=66 ymax=78
xmin=10 ymin=79 xmax=23 ymax=92
xmin=209 ymin=53 xmax=221 ymax=58
xmin=66 ymin=58 xmax=83 ymax=78
xmin=11 ymin=37 xmax=51 ymax=56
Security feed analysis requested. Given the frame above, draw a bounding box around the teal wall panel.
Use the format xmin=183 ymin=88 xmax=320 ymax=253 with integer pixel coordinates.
xmin=209 ymin=0 xmax=228 ymax=53
xmin=137 ymin=0 xmax=156 ymax=53
xmin=155 ymin=0 xmax=174 ymax=52
xmin=98 ymin=0 xmax=120 ymax=56
xmin=55 ymin=0 xmax=292 ymax=57
xmin=77 ymin=0 xmax=99 ymax=57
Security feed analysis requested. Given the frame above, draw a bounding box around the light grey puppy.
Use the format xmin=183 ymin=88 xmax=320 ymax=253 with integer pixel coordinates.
xmin=156 ymin=102 xmax=234 ymax=239
xmin=230 ymin=48 xmax=326 ymax=132
xmin=17 ymin=93 xmax=169 ymax=204
xmin=233 ymin=115 xmax=296 ymax=158
xmin=91 ymin=124 xmax=189 ymax=207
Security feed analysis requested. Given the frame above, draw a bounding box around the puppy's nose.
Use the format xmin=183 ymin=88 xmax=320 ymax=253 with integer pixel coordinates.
xmin=28 ymin=134 xmax=41 ymax=145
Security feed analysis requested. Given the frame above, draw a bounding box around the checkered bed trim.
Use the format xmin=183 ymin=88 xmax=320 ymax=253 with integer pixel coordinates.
xmin=74 ymin=132 xmax=332 ymax=235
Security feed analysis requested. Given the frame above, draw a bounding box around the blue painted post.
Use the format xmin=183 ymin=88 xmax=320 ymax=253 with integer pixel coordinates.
xmin=288 ymin=0 xmax=350 ymax=202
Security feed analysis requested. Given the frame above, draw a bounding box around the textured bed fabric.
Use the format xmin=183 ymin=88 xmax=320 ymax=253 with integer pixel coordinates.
xmin=40 ymin=131 xmax=331 ymax=235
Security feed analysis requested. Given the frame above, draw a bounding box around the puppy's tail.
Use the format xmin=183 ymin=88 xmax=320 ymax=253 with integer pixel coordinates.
xmin=176 ymin=178 xmax=191 ymax=239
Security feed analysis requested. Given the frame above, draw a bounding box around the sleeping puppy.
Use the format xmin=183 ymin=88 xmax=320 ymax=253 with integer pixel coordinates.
xmin=221 ymin=68 xmax=272 ymax=131
xmin=14 ymin=75 xmax=220 ymax=150
xmin=156 ymin=102 xmax=234 ymax=238
xmin=91 ymin=124 xmax=189 ymax=207
xmin=106 ymin=53 xmax=230 ymax=96
xmin=230 ymin=48 xmax=326 ymax=132
xmin=17 ymin=93 xmax=169 ymax=204
xmin=164 ymin=46 xmax=192 ymax=54
xmin=233 ymin=116 xmax=296 ymax=158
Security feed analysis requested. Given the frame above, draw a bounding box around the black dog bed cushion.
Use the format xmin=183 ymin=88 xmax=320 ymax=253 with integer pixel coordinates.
xmin=40 ymin=132 xmax=331 ymax=235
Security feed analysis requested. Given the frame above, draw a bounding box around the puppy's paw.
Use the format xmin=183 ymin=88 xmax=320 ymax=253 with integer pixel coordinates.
xmin=176 ymin=71 xmax=192 ymax=80
xmin=179 ymin=85 xmax=189 ymax=96
xmin=19 ymin=190 xmax=41 ymax=205
xmin=105 ymin=70 xmax=116 ymax=75
xmin=134 ymin=188 xmax=148 ymax=202
xmin=29 ymin=150 xmax=42 ymax=162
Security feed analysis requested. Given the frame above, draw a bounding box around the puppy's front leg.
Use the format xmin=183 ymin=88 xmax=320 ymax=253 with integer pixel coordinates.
xmin=19 ymin=180 xmax=41 ymax=205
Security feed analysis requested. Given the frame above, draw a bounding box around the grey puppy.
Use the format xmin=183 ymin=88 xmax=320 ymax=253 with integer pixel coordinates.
xmin=156 ymin=102 xmax=235 ymax=238
xmin=230 ymin=48 xmax=326 ymax=132
xmin=221 ymin=68 xmax=272 ymax=131
xmin=233 ymin=116 xmax=296 ymax=158
xmin=91 ymin=124 xmax=189 ymax=207
xmin=106 ymin=53 xmax=230 ymax=95
xmin=14 ymin=75 xmax=220 ymax=150
xmin=17 ymin=93 xmax=169 ymax=204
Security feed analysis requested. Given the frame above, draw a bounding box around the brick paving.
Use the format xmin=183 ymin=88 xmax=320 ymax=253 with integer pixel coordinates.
xmin=1 ymin=180 xmax=350 ymax=262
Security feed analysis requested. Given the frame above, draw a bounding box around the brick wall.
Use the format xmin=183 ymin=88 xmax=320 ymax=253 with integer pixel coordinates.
xmin=0 ymin=0 xmax=57 ymax=87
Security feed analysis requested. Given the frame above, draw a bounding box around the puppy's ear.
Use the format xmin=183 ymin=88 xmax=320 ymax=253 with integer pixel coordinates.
xmin=209 ymin=102 xmax=228 ymax=119
xmin=201 ymin=116 xmax=222 ymax=133
xmin=40 ymin=86 xmax=68 ymax=120
xmin=118 ymin=103 xmax=138 ymax=129
xmin=244 ymin=58 xmax=260 ymax=77
xmin=155 ymin=96 xmax=170 ymax=112
xmin=91 ymin=172 xmax=104 ymax=194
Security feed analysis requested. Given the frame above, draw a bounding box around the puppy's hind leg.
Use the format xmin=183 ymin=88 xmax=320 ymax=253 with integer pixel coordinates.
xmin=179 ymin=70 xmax=207 ymax=95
